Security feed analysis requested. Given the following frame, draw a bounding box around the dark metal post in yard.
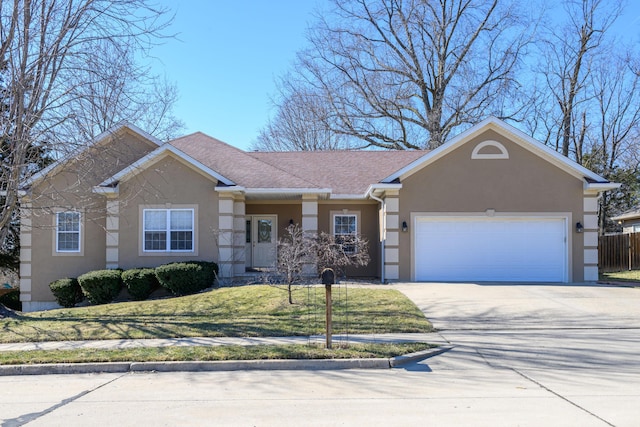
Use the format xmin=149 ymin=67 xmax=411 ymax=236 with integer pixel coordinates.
xmin=321 ymin=268 xmax=336 ymax=349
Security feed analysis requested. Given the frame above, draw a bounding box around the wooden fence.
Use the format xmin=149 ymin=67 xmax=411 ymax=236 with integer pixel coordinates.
xmin=598 ymin=232 xmax=640 ymax=272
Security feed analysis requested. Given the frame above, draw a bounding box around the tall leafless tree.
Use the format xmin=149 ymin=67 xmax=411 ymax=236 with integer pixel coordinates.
xmin=293 ymin=0 xmax=531 ymax=150
xmin=535 ymin=0 xmax=622 ymax=158
xmin=529 ymin=0 xmax=639 ymax=230
xmin=585 ymin=53 xmax=640 ymax=231
xmin=0 ymin=0 xmax=173 ymax=246
xmin=55 ymin=40 xmax=184 ymax=148
xmin=252 ymin=76 xmax=348 ymax=151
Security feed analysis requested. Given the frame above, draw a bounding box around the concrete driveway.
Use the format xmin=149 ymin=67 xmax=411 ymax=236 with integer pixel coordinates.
xmin=394 ymin=282 xmax=640 ymax=330
xmin=395 ymin=282 xmax=640 ymax=426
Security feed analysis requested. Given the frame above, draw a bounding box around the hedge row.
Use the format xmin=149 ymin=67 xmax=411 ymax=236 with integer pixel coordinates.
xmin=48 ymin=261 xmax=218 ymax=307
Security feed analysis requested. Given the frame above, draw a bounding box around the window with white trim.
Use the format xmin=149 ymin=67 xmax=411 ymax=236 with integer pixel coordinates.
xmin=143 ymin=209 xmax=194 ymax=252
xmin=333 ymin=214 xmax=357 ymax=253
xmin=633 ymin=224 xmax=640 ymax=233
xmin=56 ymin=211 xmax=81 ymax=253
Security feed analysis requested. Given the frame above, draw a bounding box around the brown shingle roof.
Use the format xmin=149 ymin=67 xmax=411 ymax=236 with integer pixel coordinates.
xmin=250 ymin=150 xmax=426 ymax=194
xmin=169 ymin=132 xmax=318 ymax=189
xmin=169 ymin=132 xmax=427 ymax=195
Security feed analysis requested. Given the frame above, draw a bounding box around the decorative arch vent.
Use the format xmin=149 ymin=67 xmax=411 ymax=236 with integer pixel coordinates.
xmin=471 ymin=140 xmax=509 ymax=159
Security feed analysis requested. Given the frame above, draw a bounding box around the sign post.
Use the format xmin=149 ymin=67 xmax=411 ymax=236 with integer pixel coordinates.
xmin=321 ymin=268 xmax=336 ymax=349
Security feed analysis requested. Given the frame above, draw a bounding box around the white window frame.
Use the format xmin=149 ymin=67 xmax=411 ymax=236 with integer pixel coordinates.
xmin=332 ymin=211 xmax=359 ymax=254
xmin=633 ymin=224 xmax=640 ymax=233
xmin=142 ymin=208 xmax=195 ymax=253
xmin=55 ymin=211 xmax=81 ymax=253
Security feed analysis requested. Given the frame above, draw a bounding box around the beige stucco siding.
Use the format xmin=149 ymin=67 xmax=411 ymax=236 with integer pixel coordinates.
xmin=398 ymin=129 xmax=585 ymax=281
xmin=28 ymin=195 xmax=106 ymax=301
xmin=117 ymin=155 xmax=219 ymax=270
xmin=26 ymin=130 xmax=158 ymax=303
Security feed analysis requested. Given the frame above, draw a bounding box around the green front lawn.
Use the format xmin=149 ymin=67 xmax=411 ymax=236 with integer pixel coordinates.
xmin=0 ymin=285 xmax=432 ymax=343
xmin=599 ymin=270 xmax=640 ymax=284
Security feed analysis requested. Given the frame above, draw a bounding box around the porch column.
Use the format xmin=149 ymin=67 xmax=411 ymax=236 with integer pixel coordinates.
xmin=218 ymin=193 xmax=235 ymax=279
xmin=302 ymin=195 xmax=318 ymax=235
xmin=19 ymin=200 xmax=32 ymax=307
xmin=383 ymin=190 xmax=400 ymax=281
xmin=302 ymin=195 xmax=318 ymax=275
xmin=233 ymin=195 xmax=246 ymax=276
xmin=583 ymin=195 xmax=600 ymax=281
xmin=105 ymin=198 xmax=120 ymax=269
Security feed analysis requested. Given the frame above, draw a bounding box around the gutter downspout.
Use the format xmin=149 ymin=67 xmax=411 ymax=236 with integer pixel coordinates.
xmin=367 ymin=191 xmax=386 ymax=284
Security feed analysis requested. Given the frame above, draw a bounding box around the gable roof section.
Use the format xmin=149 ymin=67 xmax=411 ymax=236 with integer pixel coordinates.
xmin=23 ymin=122 xmax=163 ymax=189
xmin=382 ymin=117 xmax=614 ymax=187
xmin=250 ymin=150 xmax=425 ymax=196
xmin=169 ymin=132 xmax=321 ymax=190
xmin=97 ymin=143 xmax=235 ymax=189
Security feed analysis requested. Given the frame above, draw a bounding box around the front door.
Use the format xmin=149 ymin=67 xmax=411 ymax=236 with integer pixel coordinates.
xmin=251 ymin=215 xmax=277 ymax=268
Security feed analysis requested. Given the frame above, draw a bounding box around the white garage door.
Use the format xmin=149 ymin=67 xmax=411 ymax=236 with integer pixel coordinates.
xmin=415 ymin=216 xmax=567 ymax=282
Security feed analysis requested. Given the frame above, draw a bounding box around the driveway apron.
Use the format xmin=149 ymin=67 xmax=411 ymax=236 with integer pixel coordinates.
xmin=394 ymin=282 xmax=640 ymax=427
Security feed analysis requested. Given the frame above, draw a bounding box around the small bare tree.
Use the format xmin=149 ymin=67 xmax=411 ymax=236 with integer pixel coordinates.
xmin=274 ymin=226 xmax=371 ymax=304
xmin=275 ymin=224 xmax=316 ymax=304
xmin=315 ymin=231 xmax=370 ymax=279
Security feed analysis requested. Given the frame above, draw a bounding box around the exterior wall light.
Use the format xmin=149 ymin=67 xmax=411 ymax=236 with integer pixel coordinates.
xmin=576 ymin=222 xmax=584 ymax=233
xmin=402 ymin=221 xmax=408 ymax=232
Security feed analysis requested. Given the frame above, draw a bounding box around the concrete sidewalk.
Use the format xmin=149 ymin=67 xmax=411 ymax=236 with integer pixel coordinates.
xmin=0 ymin=332 xmax=446 ymax=352
xmin=0 ymin=333 xmax=452 ymax=375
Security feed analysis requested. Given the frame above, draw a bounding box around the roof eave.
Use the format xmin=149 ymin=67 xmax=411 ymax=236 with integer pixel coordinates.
xmin=365 ymin=183 xmax=403 ymax=198
xmin=584 ymin=182 xmax=621 ymax=194
xmin=92 ymin=186 xmax=118 ymax=196
xmin=100 ymin=144 xmax=235 ymax=187
xmin=22 ymin=122 xmax=164 ymax=188
xmin=381 ymin=117 xmax=610 ymax=184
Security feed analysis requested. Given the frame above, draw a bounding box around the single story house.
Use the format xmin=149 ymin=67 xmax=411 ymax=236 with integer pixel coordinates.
xmin=611 ymin=209 xmax=640 ymax=233
xmin=18 ymin=117 xmax=619 ymax=311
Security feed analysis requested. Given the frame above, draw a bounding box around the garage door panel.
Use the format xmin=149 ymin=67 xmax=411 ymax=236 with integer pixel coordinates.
xmin=415 ymin=217 xmax=567 ymax=282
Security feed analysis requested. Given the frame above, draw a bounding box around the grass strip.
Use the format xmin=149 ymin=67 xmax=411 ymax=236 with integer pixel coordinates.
xmin=1 ymin=285 xmax=433 ymax=343
xmin=0 ymin=342 xmax=435 ymax=365
xmin=600 ymin=270 xmax=640 ymax=284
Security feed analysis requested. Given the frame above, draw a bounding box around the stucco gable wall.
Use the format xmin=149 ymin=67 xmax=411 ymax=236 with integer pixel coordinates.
xmin=117 ymin=155 xmax=219 ymax=270
xmin=397 ymin=129 xmax=585 ymax=281
xmin=26 ymin=131 xmax=159 ymax=304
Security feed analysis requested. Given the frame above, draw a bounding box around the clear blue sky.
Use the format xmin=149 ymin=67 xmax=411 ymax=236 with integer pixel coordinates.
xmin=150 ymin=1 xmax=640 ymax=151
xmin=150 ymin=0 xmax=326 ymax=150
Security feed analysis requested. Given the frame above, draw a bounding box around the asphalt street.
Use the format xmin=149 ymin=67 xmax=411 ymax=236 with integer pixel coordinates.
xmin=1 ymin=282 xmax=639 ymax=427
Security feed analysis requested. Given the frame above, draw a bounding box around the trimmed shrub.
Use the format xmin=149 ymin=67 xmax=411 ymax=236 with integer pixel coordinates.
xmin=78 ymin=269 xmax=122 ymax=305
xmin=155 ymin=261 xmax=218 ymax=296
xmin=122 ymin=268 xmax=159 ymax=301
xmin=0 ymin=288 xmax=21 ymax=311
xmin=49 ymin=278 xmax=83 ymax=308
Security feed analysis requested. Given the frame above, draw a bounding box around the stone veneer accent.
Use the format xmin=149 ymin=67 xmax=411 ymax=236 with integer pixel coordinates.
xmin=19 ymin=201 xmax=32 ymax=303
xmin=218 ymin=194 xmax=235 ymax=278
xmin=383 ymin=191 xmax=400 ymax=281
xmin=105 ymin=199 xmax=119 ymax=269
xmin=233 ymin=197 xmax=246 ymax=276
xmin=302 ymin=195 xmax=318 ymax=275
xmin=583 ymin=195 xmax=600 ymax=281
